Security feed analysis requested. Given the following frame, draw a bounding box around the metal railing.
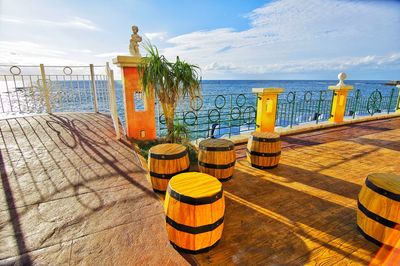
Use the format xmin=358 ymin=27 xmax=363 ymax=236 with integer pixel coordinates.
xmin=345 ymin=88 xmax=398 ymax=118
xmin=0 ymin=64 xmax=110 ymax=116
xmin=0 ymin=64 xmax=121 ymax=139
xmin=156 ymin=93 xmax=257 ymax=141
xmin=276 ymin=90 xmax=333 ymax=128
xmin=158 ymin=86 xmax=399 ymax=141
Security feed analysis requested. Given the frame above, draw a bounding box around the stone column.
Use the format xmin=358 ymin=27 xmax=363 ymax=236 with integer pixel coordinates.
xmin=252 ymin=88 xmax=284 ymax=132
xmin=112 ymin=26 xmax=156 ymax=140
xmin=328 ymin=73 xmax=353 ymax=123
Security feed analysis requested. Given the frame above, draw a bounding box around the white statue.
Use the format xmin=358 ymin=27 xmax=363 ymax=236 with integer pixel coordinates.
xmin=337 ymin=72 xmax=347 ymax=86
xmin=129 ymin=25 xmax=142 ymax=57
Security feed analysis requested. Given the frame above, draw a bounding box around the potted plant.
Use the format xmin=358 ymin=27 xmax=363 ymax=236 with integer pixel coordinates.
xmin=139 ymin=42 xmax=201 ymax=142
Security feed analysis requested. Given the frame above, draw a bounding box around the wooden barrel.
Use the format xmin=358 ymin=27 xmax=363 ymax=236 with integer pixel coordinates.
xmin=198 ymin=139 xmax=236 ymax=181
xmin=164 ymin=172 xmax=225 ymax=253
xmin=357 ymin=173 xmax=400 ymax=247
xmin=246 ymin=131 xmax=281 ymax=169
xmin=148 ymin=143 xmax=190 ymax=193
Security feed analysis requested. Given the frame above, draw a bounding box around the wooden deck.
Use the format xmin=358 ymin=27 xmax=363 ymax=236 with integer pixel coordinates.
xmin=188 ymin=117 xmax=400 ymax=265
xmin=0 ymin=113 xmax=399 ymax=265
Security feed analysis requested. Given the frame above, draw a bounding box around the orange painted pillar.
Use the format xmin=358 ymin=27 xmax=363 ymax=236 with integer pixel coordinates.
xmin=113 ymin=55 xmax=156 ymax=140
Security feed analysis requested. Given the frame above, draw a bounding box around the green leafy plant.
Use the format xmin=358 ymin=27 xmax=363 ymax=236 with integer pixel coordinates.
xmin=171 ymin=121 xmax=190 ymax=143
xmin=139 ymin=41 xmax=201 ymax=142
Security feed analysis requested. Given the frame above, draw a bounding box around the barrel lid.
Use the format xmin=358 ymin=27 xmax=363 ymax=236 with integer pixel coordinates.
xmin=149 ymin=143 xmax=186 ymax=155
xmin=169 ymin=172 xmax=222 ymax=199
xmin=199 ymin=138 xmax=234 ymax=151
xmin=251 ymin=131 xmax=280 ymax=139
xmin=367 ymin=173 xmax=400 ymax=196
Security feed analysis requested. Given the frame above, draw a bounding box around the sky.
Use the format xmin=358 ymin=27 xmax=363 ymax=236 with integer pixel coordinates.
xmin=0 ymin=0 xmax=399 ymax=80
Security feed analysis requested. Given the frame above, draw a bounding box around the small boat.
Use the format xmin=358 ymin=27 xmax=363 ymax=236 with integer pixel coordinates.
xmin=384 ymin=81 xmax=400 ymax=86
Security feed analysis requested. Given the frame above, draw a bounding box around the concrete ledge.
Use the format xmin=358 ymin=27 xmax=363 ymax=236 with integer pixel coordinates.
xmin=192 ymin=112 xmax=400 ymax=147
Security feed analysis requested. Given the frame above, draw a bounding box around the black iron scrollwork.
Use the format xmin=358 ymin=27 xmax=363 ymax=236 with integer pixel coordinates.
xmin=367 ymin=90 xmax=382 ymax=115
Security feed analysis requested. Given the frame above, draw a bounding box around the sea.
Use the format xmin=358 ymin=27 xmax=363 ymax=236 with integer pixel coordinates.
xmin=0 ymin=78 xmax=396 ymax=139
xmin=113 ymin=80 xmax=397 ymax=138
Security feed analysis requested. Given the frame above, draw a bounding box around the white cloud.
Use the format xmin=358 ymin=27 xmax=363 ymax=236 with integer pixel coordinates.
xmin=0 ymin=41 xmax=86 ymax=65
xmin=0 ymin=15 xmax=100 ymax=31
xmin=145 ymin=32 xmax=168 ymax=41
xmin=204 ymin=53 xmax=400 ymax=74
xmin=95 ymin=52 xmax=125 ymax=58
xmin=161 ymin=0 xmax=400 ymax=78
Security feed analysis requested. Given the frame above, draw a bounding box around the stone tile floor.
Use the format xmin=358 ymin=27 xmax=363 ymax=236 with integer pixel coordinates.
xmin=0 ymin=113 xmax=187 ymax=265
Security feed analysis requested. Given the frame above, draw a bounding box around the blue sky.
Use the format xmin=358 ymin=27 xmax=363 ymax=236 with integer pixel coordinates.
xmin=0 ymin=0 xmax=399 ymax=80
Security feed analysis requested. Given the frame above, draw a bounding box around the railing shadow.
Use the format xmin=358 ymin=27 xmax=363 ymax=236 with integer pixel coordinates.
xmin=0 ymin=113 xmax=156 ymax=263
xmin=0 ymin=149 xmax=32 ymax=265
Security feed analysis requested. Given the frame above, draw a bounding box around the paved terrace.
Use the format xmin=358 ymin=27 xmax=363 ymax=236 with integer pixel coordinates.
xmin=0 ymin=113 xmax=399 ymax=265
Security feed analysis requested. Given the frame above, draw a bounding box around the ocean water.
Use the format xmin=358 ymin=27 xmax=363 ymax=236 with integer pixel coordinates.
xmin=0 ymin=78 xmax=396 ymax=138
xmin=114 ymin=80 xmax=397 ymax=138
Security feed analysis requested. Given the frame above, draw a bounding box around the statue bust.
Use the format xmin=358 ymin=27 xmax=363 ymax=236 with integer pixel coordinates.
xmin=129 ymin=25 xmax=142 ymax=57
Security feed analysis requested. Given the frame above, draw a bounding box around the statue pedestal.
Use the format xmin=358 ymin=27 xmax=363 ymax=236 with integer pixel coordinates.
xmin=113 ymin=56 xmax=156 ymax=140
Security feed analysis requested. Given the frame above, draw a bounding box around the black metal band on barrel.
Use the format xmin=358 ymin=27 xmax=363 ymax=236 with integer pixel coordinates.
xmin=166 ymin=215 xmax=224 ymax=234
xmin=149 ymin=149 xmax=187 ymax=160
xmin=356 ymin=225 xmax=383 ymax=247
xmin=251 ymin=163 xmax=278 ymax=170
xmin=167 ymin=185 xmax=223 ymax=205
xmin=198 ymin=161 xmax=235 ymax=169
xmin=199 ymin=145 xmax=234 ymax=151
xmin=357 ymin=200 xmax=399 ymax=229
xmin=246 ymin=149 xmax=281 ymax=157
xmin=150 ymin=166 xmax=190 ymax=179
xmin=219 ymin=175 xmax=232 ymax=182
xmin=365 ymin=178 xmax=400 ymax=202
xmin=169 ymin=239 xmax=221 ymax=254
xmin=153 ymin=188 xmax=166 ymax=194
xmin=252 ymin=136 xmax=280 ymax=142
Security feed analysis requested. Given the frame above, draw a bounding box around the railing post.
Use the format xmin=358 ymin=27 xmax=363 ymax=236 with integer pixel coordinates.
xmin=328 ymin=72 xmax=353 ymax=123
xmin=396 ymin=85 xmax=400 ymax=113
xmin=89 ymin=64 xmax=99 ymax=113
xmin=252 ymin=88 xmax=284 ymax=132
xmin=106 ymin=63 xmax=122 ymax=140
xmin=39 ymin=64 xmax=52 ymax=113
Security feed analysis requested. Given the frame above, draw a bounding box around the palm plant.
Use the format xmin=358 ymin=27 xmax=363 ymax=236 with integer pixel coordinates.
xmin=139 ymin=42 xmax=201 ymax=142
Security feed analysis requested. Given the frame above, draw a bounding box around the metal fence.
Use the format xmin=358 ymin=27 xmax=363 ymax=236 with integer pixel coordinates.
xmin=156 ymin=93 xmax=257 ymax=141
xmin=345 ymin=88 xmax=398 ymax=118
xmin=0 ymin=64 xmax=110 ymax=116
xmin=276 ymin=90 xmax=333 ymax=128
xmin=157 ymin=86 xmax=399 ymax=141
xmin=0 ymin=64 xmax=121 ymax=138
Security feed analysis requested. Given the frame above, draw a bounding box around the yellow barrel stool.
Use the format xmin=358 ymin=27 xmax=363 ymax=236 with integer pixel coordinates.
xmin=357 ymin=173 xmax=400 ymax=247
xmin=246 ymin=131 xmax=281 ymax=169
xmin=164 ymin=172 xmax=225 ymax=253
xmin=148 ymin=143 xmax=190 ymax=193
xmin=198 ymin=138 xmax=236 ymax=181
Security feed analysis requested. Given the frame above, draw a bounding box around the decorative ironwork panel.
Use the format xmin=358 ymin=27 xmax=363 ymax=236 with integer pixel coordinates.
xmin=346 ymin=88 xmax=397 ymax=118
xmin=156 ymin=93 xmax=257 ymax=141
xmin=275 ymin=90 xmax=333 ymax=128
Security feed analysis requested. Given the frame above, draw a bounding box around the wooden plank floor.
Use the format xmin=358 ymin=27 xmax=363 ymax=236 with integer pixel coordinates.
xmin=186 ymin=117 xmax=400 ymax=265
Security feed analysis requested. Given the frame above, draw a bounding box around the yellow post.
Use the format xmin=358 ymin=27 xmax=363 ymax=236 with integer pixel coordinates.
xmin=252 ymin=88 xmax=284 ymax=132
xmin=396 ymin=85 xmax=400 ymax=113
xmin=328 ymin=73 xmax=353 ymax=123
